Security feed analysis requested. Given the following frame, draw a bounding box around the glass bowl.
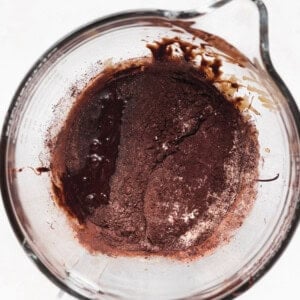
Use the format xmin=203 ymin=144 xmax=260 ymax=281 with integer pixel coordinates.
xmin=1 ymin=0 xmax=300 ymax=299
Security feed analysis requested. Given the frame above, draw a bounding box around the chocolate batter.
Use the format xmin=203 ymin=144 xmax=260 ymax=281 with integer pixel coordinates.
xmin=51 ymin=38 xmax=259 ymax=258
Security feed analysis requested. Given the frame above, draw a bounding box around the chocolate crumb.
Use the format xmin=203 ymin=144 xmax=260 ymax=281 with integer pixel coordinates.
xmin=36 ymin=167 xmax=50 ymax=174
xmin=257 ymin=173 xmax=279 ymax=182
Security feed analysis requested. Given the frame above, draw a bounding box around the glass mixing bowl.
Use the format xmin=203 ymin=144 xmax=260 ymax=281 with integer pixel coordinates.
xmin=1 ymin=0 xmax=300 ymax=299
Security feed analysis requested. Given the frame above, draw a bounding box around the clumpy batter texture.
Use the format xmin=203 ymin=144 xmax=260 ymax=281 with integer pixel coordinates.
xmin=51 ymin=39 xmax=259 ymax=258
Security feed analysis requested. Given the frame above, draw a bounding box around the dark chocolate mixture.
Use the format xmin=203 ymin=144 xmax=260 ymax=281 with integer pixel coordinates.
xmin=51 ymin=39 xmax=259 ymax=257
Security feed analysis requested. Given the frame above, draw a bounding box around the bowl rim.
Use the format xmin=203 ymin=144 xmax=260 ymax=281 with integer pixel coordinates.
xmin=1 ymin=2 xmax=300 ymax=299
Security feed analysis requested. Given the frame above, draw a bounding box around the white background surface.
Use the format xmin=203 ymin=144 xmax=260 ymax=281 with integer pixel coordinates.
xmin=0 ymin=0 xmax=299 ymax=299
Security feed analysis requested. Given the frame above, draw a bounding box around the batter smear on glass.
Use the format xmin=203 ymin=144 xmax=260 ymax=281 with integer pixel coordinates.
xmin=51 ymin=38 xmax=259 ymax=258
